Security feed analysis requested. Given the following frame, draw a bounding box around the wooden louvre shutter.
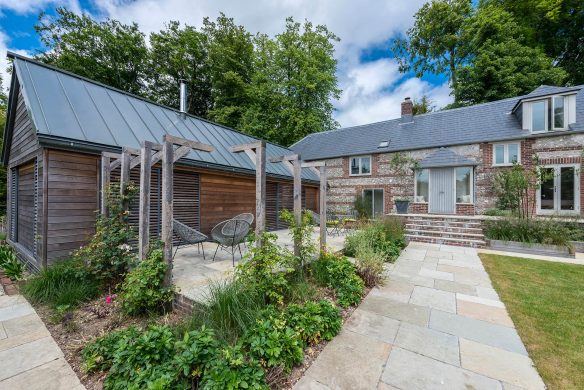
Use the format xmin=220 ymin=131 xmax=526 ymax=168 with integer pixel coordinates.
xmin=16 ymin=162 xmax=35 ymax=253
xmin=10 ymin=168 xmax=17 ymax=241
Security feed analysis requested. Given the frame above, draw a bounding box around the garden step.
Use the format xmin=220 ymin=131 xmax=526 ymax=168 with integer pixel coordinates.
xmin=405 ymin=229 xmax=485 ymax=239
xmin=405 ymin=234 xmax=486 ymax=248
xmin=407 ymin=219 xmax=483 ymax=228
xmin=405 ymin=223 xmax=483 ymax=234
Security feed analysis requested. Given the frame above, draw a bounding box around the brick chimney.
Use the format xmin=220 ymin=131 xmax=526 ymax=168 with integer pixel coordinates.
xmin=401 ymin=97 xmax=413 ymax=123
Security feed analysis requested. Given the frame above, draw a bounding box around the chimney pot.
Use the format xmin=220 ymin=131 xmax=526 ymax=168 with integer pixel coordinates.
xmin=401 ymin=97 xmax=413 ymax=117
xmin=179 ymin=79 xmax=187 ymax=114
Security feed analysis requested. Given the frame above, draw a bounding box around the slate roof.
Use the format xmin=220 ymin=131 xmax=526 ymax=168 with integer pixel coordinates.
xmin=4 ymin=53 xmax=318 ymax=182
xmin=292 ymin=85 xmax=584 ymax=161
xmin=418 ymin=147 xmax=478 ymax=168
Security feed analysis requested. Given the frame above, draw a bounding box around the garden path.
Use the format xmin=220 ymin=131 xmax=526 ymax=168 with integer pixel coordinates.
xmin=0 ymin=292 xmax=84 ymax=390
xmin=295 ymin=243 xmax=545 ymax=390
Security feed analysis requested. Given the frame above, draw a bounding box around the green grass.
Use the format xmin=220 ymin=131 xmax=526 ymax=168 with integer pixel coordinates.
xmin=22 ymin=258 xmax=99 ymax=309
xmin=480 ymin=254 xmax=584 ymax=390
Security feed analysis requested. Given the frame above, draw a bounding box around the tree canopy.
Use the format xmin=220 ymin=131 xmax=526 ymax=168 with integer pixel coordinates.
xmin=33 ymin=9 xmax=340 ymax=146
xmin=394 ymin=0 xmax=580 ymax=106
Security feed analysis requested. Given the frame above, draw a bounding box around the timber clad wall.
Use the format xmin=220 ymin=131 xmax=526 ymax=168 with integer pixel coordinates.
xmin=16 ymin=163 xmax=35 ymax=254
xmin=46 ymin=151 xmax=99 ymax=262
xmin=9 ymin=91 xmax=39 ymax=168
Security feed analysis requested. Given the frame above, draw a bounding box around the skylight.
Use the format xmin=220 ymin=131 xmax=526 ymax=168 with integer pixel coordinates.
xmin=378 ymin=141 xmax=390 ymax=148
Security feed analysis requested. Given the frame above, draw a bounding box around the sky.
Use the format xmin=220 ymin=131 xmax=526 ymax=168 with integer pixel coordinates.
xmin=0 ymin=0 xmax=453 ymax=128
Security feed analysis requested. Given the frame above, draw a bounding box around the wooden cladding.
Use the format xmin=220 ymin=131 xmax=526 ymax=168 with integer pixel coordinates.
xmin=46 ymin=151 xmax=99 ymax=262
xmin=265 ymin=182 xmax=316 ymax=231
xmin=16 ymin=162 xmax=35 ymax=254
xmin=9 ymin=91 xmax=39 ymax=168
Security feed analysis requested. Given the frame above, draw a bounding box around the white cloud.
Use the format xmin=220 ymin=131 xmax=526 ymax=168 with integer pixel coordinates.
xmin=0 ymin=31 xmax=30 ymax=94
xmin=334 ymin=58 xmax=453 ymax=127
xmin=0 ymin=0 xmax=80 ymax=15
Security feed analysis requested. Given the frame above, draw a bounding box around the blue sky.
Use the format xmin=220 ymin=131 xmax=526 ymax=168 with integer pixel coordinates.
xmin=0 ymin=0 xmax=452 ymax=127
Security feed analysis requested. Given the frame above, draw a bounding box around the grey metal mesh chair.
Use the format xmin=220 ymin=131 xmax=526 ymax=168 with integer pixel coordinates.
xmin=307 ymin=209 xmax=320 ymax=226
xmin=234 ymin=213 xmax=254 ymax=225
xmin=211 ymin=219 xmax=251 ymax=266
xmin=172 ymin=219 xmax=208 ymax=260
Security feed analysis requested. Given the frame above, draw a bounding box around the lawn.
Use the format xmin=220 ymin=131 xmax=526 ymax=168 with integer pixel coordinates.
xmin=480 ymin=254 xmax=584 ymax=390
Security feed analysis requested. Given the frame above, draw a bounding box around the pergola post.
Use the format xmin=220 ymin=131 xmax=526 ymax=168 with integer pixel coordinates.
xmin=229 ymin=141 xmax=267 ymax=246
xmin=119 ymin=147 xmax=131 ymax=210
xmin=161 ymin=139 xmax=174 ymax=286
xmin=138 ymin=141 xmax=153 ymax=260
xmin=101 ymin=155 xmax=111 ymax=215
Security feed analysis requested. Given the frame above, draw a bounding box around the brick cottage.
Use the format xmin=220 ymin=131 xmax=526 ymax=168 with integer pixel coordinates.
xmin=292 ymin=86 xmax=584 ymax=218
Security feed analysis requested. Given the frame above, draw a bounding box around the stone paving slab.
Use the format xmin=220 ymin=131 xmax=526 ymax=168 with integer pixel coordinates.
xmin=294 ymin=243 xmax=544 ymax=390
xmin=0 ymin=294 xmax=83 ymax=389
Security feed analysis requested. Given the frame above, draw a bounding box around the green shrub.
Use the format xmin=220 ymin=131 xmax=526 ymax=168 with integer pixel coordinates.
xmin=483 ymin=218 xmax=576 ymax=247
xmin=311 ymin=252 xmax=364 ymax=307
xmin=344 ymin=217 xmax=405 ymax=262
xmin=75 ymin=183 xmax=137 ymax=286
xmin=0 ymin=245 xmax=25 ymax=280
xmin=22 ymin=258 xmax=98 ymax=308
xmin=173 ymin=327 xmax=219 ymax=384
xmin=184 ymin=280 xmax=266 ymax=345
xmin=236 ymin=232 xmax=292 ymax=305
xmin=82 ymin=326 xmax=141 ymax=373
xmin=118 ymin=248 xmax=174 ymax=316
xmin=243 ymin=307 xmax=304 ymax=371
xmin=201 ymin=344 xmax=268 ymax=390
xmin=354 ymin=244 xmax=385 ymax=288
xmin=279 ymin=209 xmax=317 ymax=267
xmin=284 ymin=300 xmax=341 ymax=346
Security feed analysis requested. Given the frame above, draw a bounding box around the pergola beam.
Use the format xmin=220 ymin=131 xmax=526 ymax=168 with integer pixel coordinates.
xmin=230 ymin=141 xmax=266 ymax=245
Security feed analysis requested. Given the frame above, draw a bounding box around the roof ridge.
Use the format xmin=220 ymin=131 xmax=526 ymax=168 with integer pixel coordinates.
xmin=7 ymin=51 xmax=293 ymax=151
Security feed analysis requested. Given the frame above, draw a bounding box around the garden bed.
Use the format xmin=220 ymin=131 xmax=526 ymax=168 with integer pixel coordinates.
xmin=487 ymin=239 xmax=572 ymax=258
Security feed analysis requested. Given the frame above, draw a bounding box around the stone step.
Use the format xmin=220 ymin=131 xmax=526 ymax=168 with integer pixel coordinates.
xmin=406 ymin=229 xmax=485 ymax=239
xmin=405 ymin=234 xmax=486 ymax=248
xmin=407 ymin=219 xmax=483 ymax=228
xmin=405 ymin=223 xmax=483 ymax=234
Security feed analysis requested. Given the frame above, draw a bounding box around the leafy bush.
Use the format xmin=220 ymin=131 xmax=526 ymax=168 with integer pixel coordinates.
xmin=173 ymin=327 xmax=219 ymax=384
xmin=243 ymin=307 xmax=304 ymax=371
xmin=201 ymin=345 xmax=268 ymax=390
xmin=184 ymin=280 xmax=266 ymax=345
xmin=279 ymin=209 xmax=317 ymax=267
xmin=354 ymin=244 xmax=385 ymax=288
xmin=75 ymin=183 xmax=137 ymax=286
xmin=284 ymin=300 xmax=341 ymax=346
xmin=0 ymin=249 xmax=25 ymax=280
xmin=236 ymin=232 xmax=292 ymax=305
xmin=118 ymin=248 xmax=174 ymax=316
xmin=344 ymin=217 xmax=405 ymax=262
xmin=311 ymin=252 xmax=364 ymax=307
xmin=82 ymin=326 xmax=141 ymax=373
xmin=22 ymin=258 xmax=98 ymax=309
xmin=483 ymin=218 xmax=578 ymax=246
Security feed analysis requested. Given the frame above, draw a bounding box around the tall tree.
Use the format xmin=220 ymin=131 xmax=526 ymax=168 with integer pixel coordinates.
xmin=35 ymin=8 xmax=148 ymax=95
xmin=412 ymin=95 xmax=435 ymax=115
xmin=454 ymin=5 xmax=566 ymax=104
xmin=147 ymin=21 xmax=212 ymax=117
xmin=393 ymin=0 xmax=473 ymax=98
xmin=240 ymin=18 xmax=340 ymax=146
xmin=202 ymin=13 xmax=255 ymax=129
xmin=0 ymin=75 xmax=8 ymax=214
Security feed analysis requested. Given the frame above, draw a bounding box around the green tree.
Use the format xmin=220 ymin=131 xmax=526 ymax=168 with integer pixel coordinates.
xmin=35 ymin=8 xmax=148 ymax=95
xmin=241 ymin=18 xmax=340 ymax=146
xmin=0 ymin=75 xmax=7 ymax=214
xmin=412 ymin=95 xmax=435 ymax=115
xmin=393 ymin=0 xmax=473 ymax=97
xmin=202 ymin=13 xmax=255 ymax=129
xmin=146 ymin=21 xmax=212 ymax=117
xmin=454 ymin=5 xmax=566 ymax=104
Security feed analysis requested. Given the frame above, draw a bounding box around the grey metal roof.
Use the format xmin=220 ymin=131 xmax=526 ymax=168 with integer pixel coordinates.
xmin=292 ymin=85 xmax=584 ymax=161
xmin=418 ymin=147 xmax=478 ymax=168
xmin=9 ymin=53 xmax=318 ymax=182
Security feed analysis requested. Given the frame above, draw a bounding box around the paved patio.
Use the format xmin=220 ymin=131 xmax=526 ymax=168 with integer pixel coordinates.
xmin=0 ymin=293 xmax=84 ymax=390
xmin=173 ymin=227 xmax=347 ymax=302
xmin=295 ymin=242 xmax=545 ymax=390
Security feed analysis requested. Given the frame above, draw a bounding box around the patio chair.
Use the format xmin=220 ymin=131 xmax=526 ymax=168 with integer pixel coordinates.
xmin=211 ymin=219 xmax=251 ymax=266
xmin=234 ymin=213 xmax=254 ymax=225
xmin=306 ymin=209 xmax=320 ymax=226
xmin=326 ymin=211 xmax=342 ymax=236
xmin=172 ymin=219 xmax=208 ymax=260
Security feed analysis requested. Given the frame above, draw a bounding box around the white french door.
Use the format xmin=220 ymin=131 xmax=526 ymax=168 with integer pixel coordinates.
xmin=537 ymin=164 xmax=580 ymax=215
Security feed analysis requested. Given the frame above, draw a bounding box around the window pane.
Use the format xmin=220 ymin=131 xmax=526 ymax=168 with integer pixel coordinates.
xmin=373 ymin=189 xmax=384 ymax=217
xmin=560 ymin=167 xmax=575 ymax=210
xmin=508 ymin=144 xmax=519 ymax=163
xmin=363 ymin=189 xmax=373 ymax=218
xmin=456 ymin=167 xmax=472 ymax=203
xmin=532 ymin=101 xmax=546 ymax=131
xmin=540 ymin=168 xmax=555 ymax=210
xmin=361 ymin=157 xmax=371 ymax=174
xmin=554 ymin=96 xmax=564 ymax=128
xmin=350 ymin=158 xmax=359 ymax=175
xmin=494 ymin=145 xmax=505 ymax=164
xmin=415 ymin=169 xmax=429 ymax=202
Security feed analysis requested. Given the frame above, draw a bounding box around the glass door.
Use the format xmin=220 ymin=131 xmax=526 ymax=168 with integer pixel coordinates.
xmin=538 ymin=165 xmax=580 ymax=214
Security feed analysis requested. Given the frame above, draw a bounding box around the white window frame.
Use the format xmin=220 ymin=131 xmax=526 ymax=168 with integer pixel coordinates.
xmin=349 ymin=155 xmax=372 ymax=176
xmin=492 ymin=142 xmax=521 ymax=166
xmin=551 ymin=95 xmax=566 ymax=130
xmin=414 ymin=169 xmax=430 ymax=203
xmin=362 ymin=188 xmax=384 ymax=217
xmin=454 ymin=166 xmax=474 ymax=204
xmin=530 ymin=95 xmax=569 ymax=133
xmin=536 ymin=163 xmax=581 ymax=215
xmin=531 ymin=99 xmax=548 ymax=133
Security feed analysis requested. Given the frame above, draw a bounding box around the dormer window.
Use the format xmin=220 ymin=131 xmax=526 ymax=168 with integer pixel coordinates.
xmin=530 ymin=95 xmax=569 ymax=132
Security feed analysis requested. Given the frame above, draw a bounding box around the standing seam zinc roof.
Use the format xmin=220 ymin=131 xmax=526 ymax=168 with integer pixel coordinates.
xmin=10 ymin=54 xmax=318 ymax=182
xmin=292 ymin=85 xmax=584 ymax=161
